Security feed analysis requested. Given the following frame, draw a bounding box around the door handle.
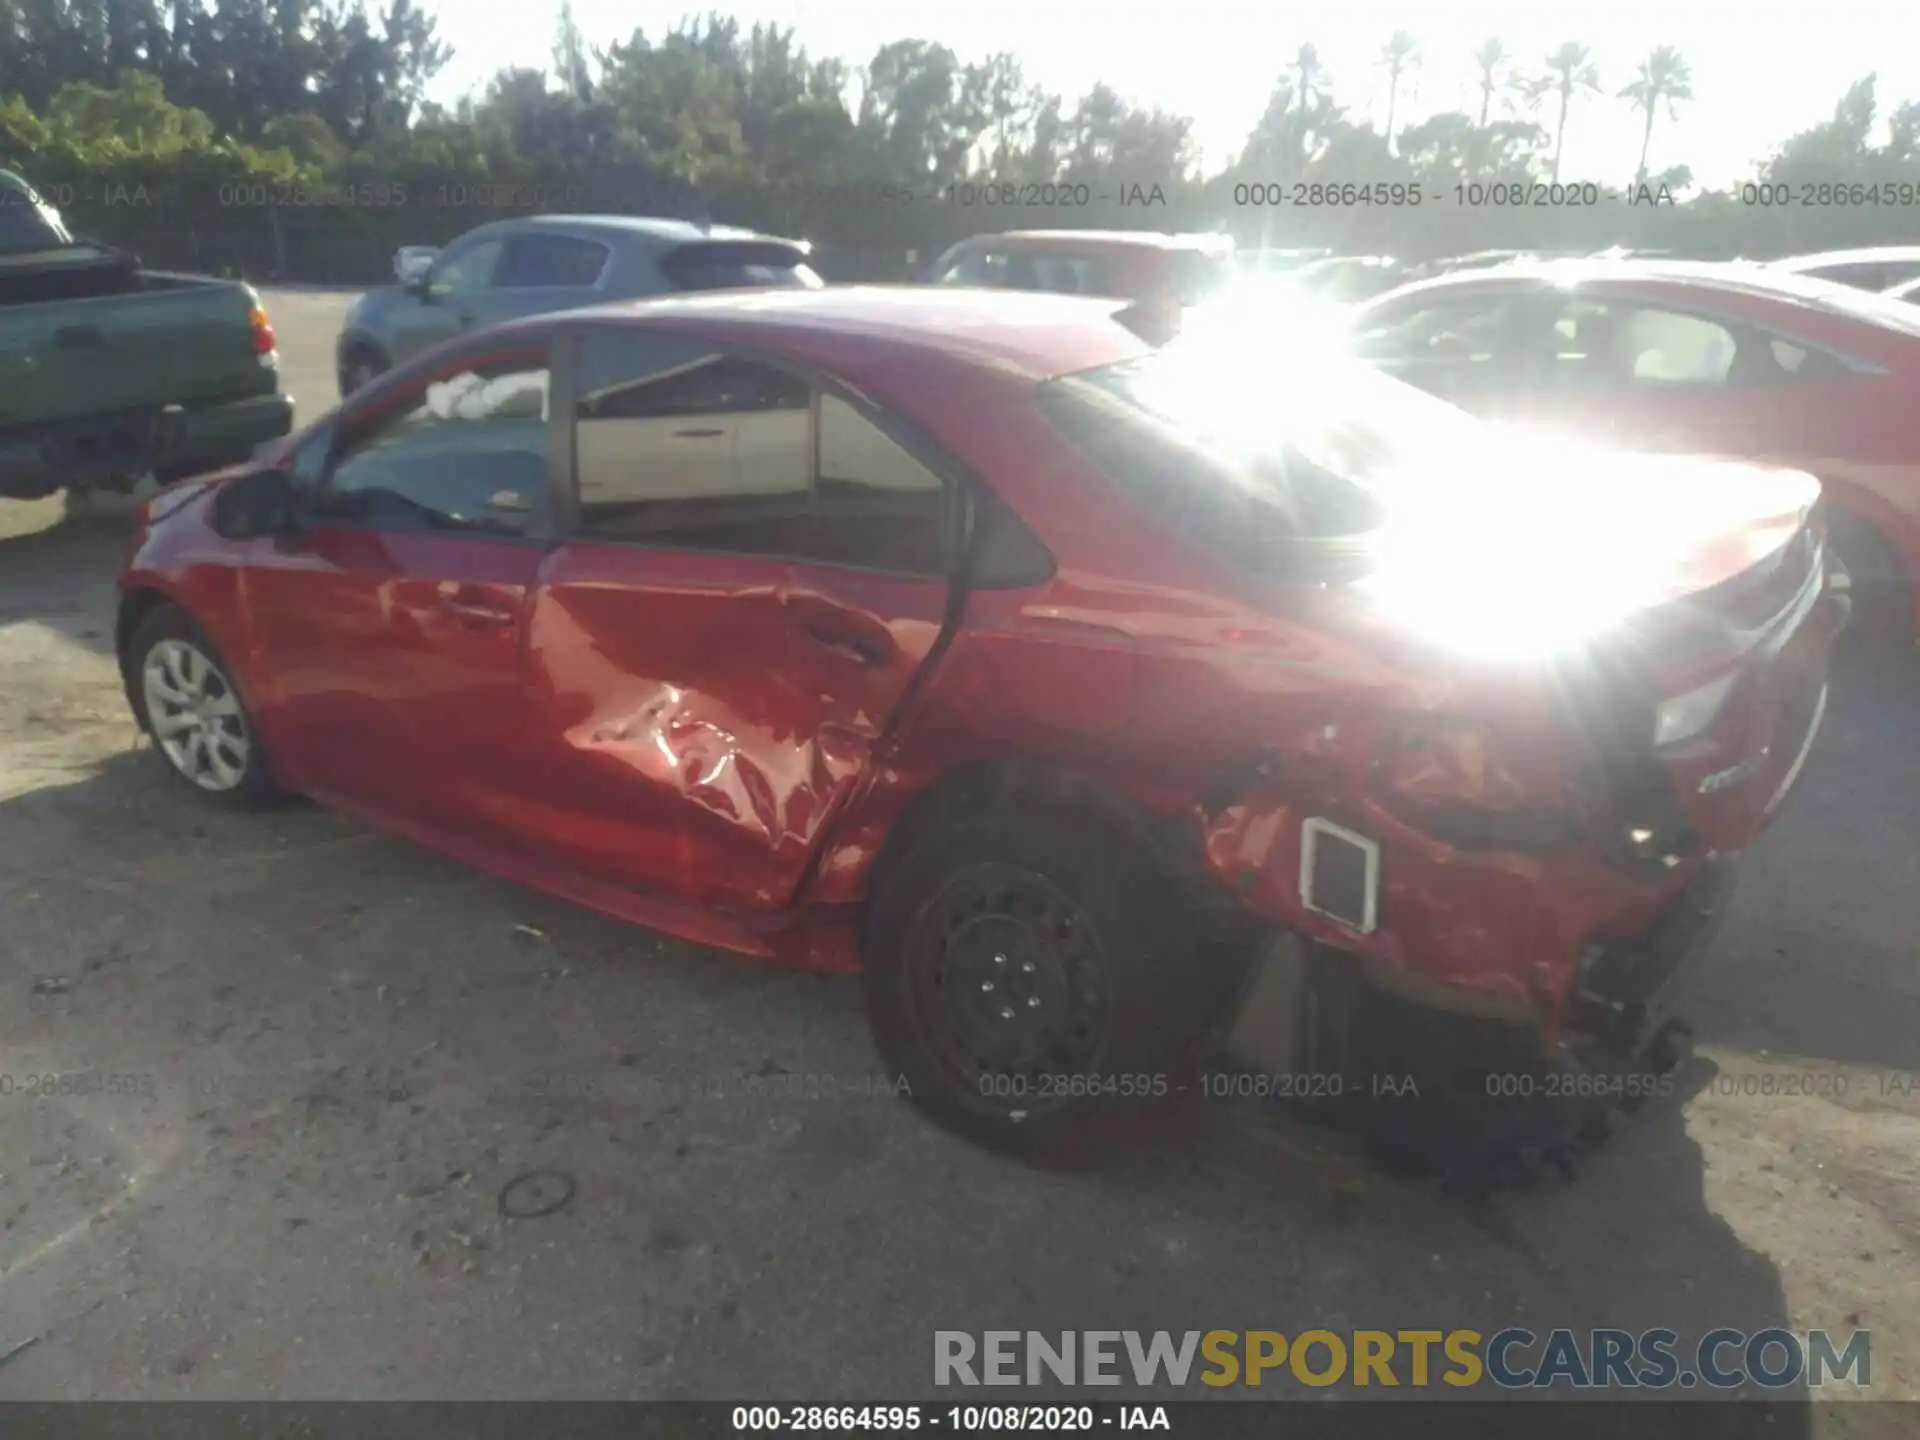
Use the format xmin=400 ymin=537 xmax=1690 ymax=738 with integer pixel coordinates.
xmin=442 ymin=599 xmax=515 ymax=626
xmin=456 ymin=312 xmax=475 ymax=329
xmin=438 ymin=586 xmax=516 ymax=627
xmin=801 ymin=622 xmax=885 ymax=667
xmin=674 ymin=428 xmax=725 ymax=438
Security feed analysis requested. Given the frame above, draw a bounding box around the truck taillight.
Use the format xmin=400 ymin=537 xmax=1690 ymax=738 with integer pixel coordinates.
xmin=249 ymin=305 xmax=276 ymax=355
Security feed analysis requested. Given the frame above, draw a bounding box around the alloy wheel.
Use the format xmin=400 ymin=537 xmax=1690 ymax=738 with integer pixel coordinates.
xmin=141 ymin=638 xmax=251 ymax=792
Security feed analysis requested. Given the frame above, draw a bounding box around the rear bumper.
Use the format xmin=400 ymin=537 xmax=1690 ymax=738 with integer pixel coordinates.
xmin=1659 ymin=584 xmax=1847 ymax=852
xmin=1563 ymin=853 xmax=1738 ymax=1052
xmin=0 ymin=391 xmax=294 ymax=498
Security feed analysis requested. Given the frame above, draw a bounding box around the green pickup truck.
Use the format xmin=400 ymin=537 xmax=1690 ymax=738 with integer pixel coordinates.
xmin=0 ymin=169 xmax=294 ymax=502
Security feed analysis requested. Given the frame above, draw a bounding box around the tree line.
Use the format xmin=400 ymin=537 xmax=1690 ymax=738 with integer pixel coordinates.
xmin=2 ymin=0 xmax=1917 ymax=283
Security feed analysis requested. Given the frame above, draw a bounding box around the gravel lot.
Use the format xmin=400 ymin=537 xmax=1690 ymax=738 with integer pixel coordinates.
xmin=0 ymin=289 xmax=1915 ymax=1420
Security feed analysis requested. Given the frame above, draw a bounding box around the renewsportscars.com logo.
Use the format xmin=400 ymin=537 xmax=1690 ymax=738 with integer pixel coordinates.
xmin=933 ymin=1329 xmax=1871 ymax=1391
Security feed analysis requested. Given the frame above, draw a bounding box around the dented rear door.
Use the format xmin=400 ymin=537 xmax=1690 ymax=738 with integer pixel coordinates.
xmin=518 ymin=326 xmax=954 ymax=913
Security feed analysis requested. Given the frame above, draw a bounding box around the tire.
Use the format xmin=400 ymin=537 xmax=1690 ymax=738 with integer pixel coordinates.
xmin=338 ymin=344 xmax=386 ymax=398
xmin=1827 ymin=508 xmax=1913 ymax=648
xmin=124 ymin=604 xmax=287 ymax=809
xmin=861 ymin=805 xmax=1196 ymax=1155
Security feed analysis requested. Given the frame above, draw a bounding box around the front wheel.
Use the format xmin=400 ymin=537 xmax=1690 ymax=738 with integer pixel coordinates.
xmin=124 ymin=605 xmax=287 ymax=808
xmin=861 ymin=806 xmax=1196 ymax=1154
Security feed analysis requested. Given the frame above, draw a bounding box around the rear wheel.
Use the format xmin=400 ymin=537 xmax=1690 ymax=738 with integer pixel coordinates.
xmin=862 ymin=806 xmax=1196 ymax=1154
xmin=125 ymin=605 xmax=287 ymax=809
xmin=1828 ymin=508 xmax=1912 ymax=648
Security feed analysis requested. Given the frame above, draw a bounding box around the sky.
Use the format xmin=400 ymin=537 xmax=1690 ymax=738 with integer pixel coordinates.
xmin=423 ymin=0 xmax=1918 ymax=190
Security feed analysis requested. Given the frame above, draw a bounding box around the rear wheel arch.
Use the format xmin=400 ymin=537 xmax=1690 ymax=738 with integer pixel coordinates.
xmin=863 ymin=755 xmax=1206 ymax=915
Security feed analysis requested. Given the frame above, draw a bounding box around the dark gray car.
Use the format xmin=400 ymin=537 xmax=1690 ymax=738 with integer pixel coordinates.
xmin=334 ymin=215 xmax=823 ymax=396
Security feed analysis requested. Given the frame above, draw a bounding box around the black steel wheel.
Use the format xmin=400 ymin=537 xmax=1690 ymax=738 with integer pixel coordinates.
xmin=912 ymin=863 xmax=1114 ymax=1092
xmin=863 ymin=805 xmax=1195 ymax=1154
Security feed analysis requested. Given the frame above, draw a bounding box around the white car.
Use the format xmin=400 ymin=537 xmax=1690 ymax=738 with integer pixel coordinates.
xmin=1768 ymin=245 xmax=1920 ymax=293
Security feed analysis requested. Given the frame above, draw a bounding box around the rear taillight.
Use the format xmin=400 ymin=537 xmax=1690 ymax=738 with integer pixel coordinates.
xmin=249 ymin=305 xmax=276 ymax=355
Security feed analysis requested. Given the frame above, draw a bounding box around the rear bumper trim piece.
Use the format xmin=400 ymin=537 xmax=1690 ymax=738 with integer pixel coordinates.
xmin=1762 ymin=681 xmax=1828 ymax=819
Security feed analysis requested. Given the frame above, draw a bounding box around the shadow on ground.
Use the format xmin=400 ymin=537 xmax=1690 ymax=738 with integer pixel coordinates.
xmin=0 ymin=745 xmax=1813 ymax=1410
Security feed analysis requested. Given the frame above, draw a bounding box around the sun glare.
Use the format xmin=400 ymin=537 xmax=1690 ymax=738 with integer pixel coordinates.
xmin=1139 ymin=293 xmax=1787 ymax=661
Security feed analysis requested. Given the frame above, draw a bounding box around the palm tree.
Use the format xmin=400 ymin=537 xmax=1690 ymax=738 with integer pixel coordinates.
xmin=1471 ymin=37 xmax=1509 ymax=128
xmin=1379 ymin=29 xmax=1420 ymax=150
xmin=1287 ymin=42 xmax=1326 ymax=117
xmin=1620 ymin=45 xmax=1695 ymax=182
xmin=1536 ymin=42 xmax=1602 ymax=183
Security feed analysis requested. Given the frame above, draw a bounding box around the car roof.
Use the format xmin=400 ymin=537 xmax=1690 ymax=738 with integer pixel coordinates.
xmin=1364 ymin=258 xmax=1920 ymax=343
xmin=1770 ymin=245 xmax=1920 ymax=271
xmin=1372 ymin=257 xmax=1870 ymax=306
xmin=974 ymin=229 xmax=1232 ymax=254
xmin=460 ymin=214 xmax=794 ymax=248
xmin=534 ymin=285 xmax=1143 ymax=382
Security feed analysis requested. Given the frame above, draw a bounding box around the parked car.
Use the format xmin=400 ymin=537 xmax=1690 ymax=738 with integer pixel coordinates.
xmin=1769 ymin=245 xmax=1920 ymax=293
xmin=116 ymin=286 xmax=1844 ymax=1160
xmin=924 ymin=230 xmax=1235 ymax=343
xmin=1408 ymin=248 xmax=1612 ymax=281
xmin=0 ymin=168 xmax=294 ymax=502
xmin=1350 ymin=259 xmax=1920 ymax=641
xmin=1286 ymin=254 xmax=1415 ymax=302
xmin=334 ymin=215 xmax=822 ymax=396
xmin=1414 ymin=248 xmax=1537 ymax=277
xmin=1236 ymin=246 xmax=1332 ymax=275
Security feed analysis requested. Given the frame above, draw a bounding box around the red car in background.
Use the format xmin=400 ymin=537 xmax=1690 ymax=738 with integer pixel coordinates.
xmin=1349 ymin=260 xmax=1920 ymax=642
xmin=115 ymin=287 xmax=1845 ymax=1163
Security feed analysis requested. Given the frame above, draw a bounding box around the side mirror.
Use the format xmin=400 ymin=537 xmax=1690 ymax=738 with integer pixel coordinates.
xmin=210 ymin=467 xmax=300 ymax=542
xmin=405 ymin=272 xmax=433 ymax=299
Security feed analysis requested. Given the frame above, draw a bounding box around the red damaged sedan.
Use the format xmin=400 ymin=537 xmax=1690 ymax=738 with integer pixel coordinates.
xmin=116 ymin=287 xmax=1847 ymax=1157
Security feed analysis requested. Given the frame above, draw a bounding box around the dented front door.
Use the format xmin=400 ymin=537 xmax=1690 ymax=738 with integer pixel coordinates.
xmin=521 ymin=542 xmax=947 ymax=914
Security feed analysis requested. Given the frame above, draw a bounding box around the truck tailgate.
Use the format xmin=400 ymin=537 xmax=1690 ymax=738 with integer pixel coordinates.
xmin=0 ymin=273 xmax=271 ymax=428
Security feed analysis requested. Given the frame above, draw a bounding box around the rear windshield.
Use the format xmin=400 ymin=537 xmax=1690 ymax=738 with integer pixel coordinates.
xmin=661 ymin=242 xmax=824 ymax=292
xmin=0 ymin=182 xmax=72 ymax=256
xmin=1167 ymin=249 xmax=1234 ymax=305
xmin=1036 ymin=347 xmax=1489 ymax=572
xmin=1798 ymin=276 xmax=1920 ymax=339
